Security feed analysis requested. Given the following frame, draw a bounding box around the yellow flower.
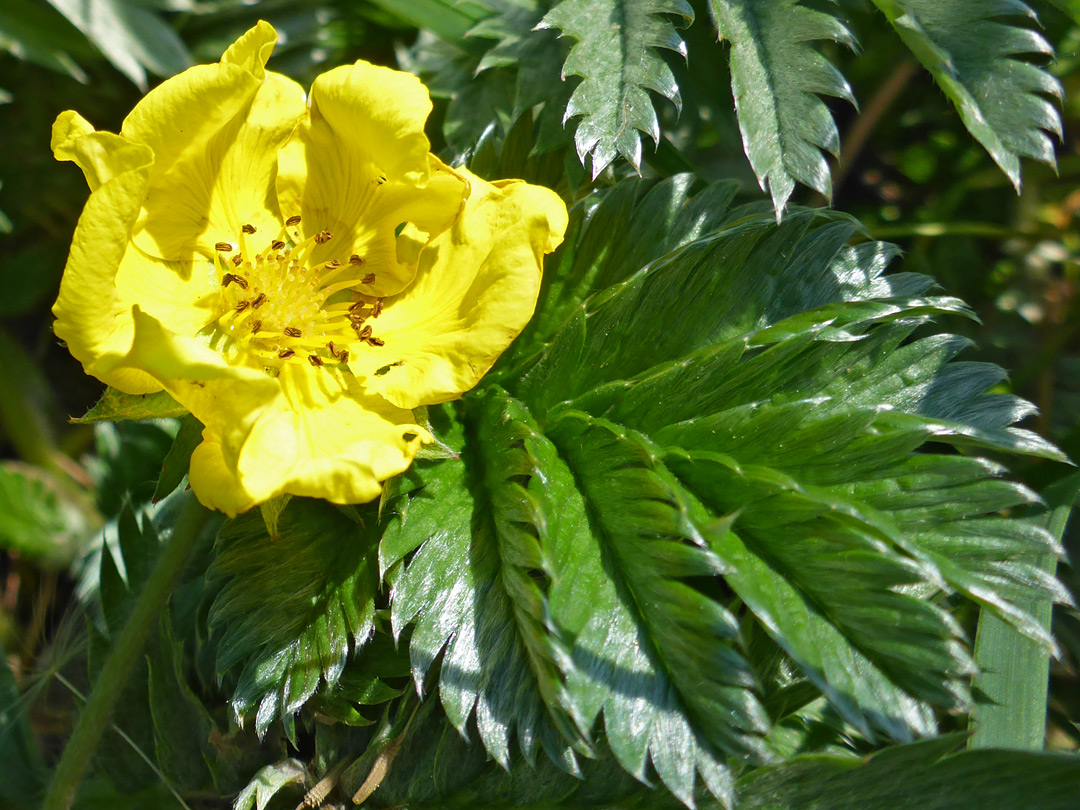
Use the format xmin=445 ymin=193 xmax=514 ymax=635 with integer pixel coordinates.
xmin=51 ymin=22 xmax=568 ymax=516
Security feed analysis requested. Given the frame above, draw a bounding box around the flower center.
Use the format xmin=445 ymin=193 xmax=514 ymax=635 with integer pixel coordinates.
xmin=206 ymin=217 xmax=385 ymax=373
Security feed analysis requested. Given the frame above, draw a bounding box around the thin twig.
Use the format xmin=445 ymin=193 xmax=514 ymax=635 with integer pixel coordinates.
xmin=53 ymin=672 xmax=192 ymax=810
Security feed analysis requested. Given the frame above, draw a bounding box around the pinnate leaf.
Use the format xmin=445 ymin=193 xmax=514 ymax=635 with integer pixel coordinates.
xmin=871 ymin=0 xmax=1062 ymax=191
xmin=539 ymin=0 xmax=694 ymax=176
xmin=708 ymin=0 xmax=856 ymax=217
xmin=386 ymin=176 xmax=1066 ymax=803
xmin=209 ymin=499 xmax=380 ymax=738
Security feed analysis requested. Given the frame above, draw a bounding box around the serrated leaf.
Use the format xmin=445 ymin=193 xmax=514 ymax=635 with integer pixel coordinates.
xmin=504 ymin=192 xmax=1061 ymax=765
xmin=383 ymin=395 xmax=584 ymax=772
xmin=871 ymin=0 xmax=1062 ymax=192
xmin=708 ymin=0 xmax=855 ymax=217
xmin=74 ymin=387 xmax=188 ymax=423
xmin=539 ymin=0 xmax=694 ymax=176
xmin=233 ymin=759 xmax=309 ymax=810
xmin=209 ymin=498 xmax=380 ymax=738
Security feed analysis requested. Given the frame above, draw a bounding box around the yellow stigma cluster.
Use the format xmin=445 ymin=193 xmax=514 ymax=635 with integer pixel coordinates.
xmin=207 ymin=217 xmax=385 ymax=373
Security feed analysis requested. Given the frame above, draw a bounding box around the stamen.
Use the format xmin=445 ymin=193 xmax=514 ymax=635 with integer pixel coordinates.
xmin=211 ymin=217 xmax=391 ymax=374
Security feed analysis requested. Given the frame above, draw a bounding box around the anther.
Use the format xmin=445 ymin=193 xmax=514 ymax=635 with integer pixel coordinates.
xmin=284 ymin=327 xmax=302 ymax=338
xmin=242 ymin=223 xmax=257 ymax=234
xmin=349 ymin=255 xmax=364 ymax=265
xmin=348 ymin=301 xmax=366 ymax=314
xmin=325 ymin=259 xmax=340 ymax=269
xmin=286 ymin=215 xmax=302 ymax=227
xmin=358 ymin=325 xmax=372 ymax=339
xmin=222 ymin=273 xmax=249 ymax=290
xmin=371 ymin=300 xmax=383 ymax=318
xmin=215 ymin=242 xmax=233 ymax=252
xmin=252 ymin=293 xmax=268 ymax=309
xmin=327 ymin=341 xmax=340 ymax=358
xmin=272 ymin=240 xmax=285 ymax=250
xmin=308 ymin=354 xmax=324 ymax=367
xmin=314 ymin=230 xmax=333 ymax=244
xmin=250 ymin=320 xmax=262 ymax=334
xmin=231 ymin=254 xmax=244 ymax=266
xmin=366 ymin=336 xmax=385 ymax=347
xmin=278 ymin=348 xmax=295 ymax=359
xmin=338 ymin=350 xmax=349 ymax=364
xmin=235 ymin=300 xmax=250 ymax=312
xmin=362 ymin=273 xmax=376 ymax=285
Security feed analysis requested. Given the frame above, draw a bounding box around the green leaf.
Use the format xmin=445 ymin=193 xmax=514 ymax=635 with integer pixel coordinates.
xmin=74 ymin=387 xmax=188 ymax=423
xmin=44 ymin=0 xmax=191 ymax=90
xmin=385 ymin=186 xmax=1067 ymax=801
xmin=366 ymin=0 xmax=488 ymax=41
xmin=0 ymin=0 xmax=90 ymax=82
xmin=209 ymin=498 xmax=381 ymax=738
xmin=539 ymin=0 xmax=694 ymax=176
xmin=707 ymin=0 xmax=856 ymax=217
xmin=152 ymin=414 xmax=202 ymax=503
xmin=736 ymin=738 xmax=1080 ymax=810
xmin=871 ymin=0 xmax=1062 ymax=192
xmin=233 ymin=759 xmax=309 ymax=810
xmin=0 ymin=462 xmax=95 ymax=568
xmin=510 ymin=175 xmax=739 ymax=366
xmin=0 ymin=645 xmax=46 ymax=806
xmin=970 ymin=471 xmax=1080 ymax=750
xmin=382 ymin=397 xmax=585 ymax=772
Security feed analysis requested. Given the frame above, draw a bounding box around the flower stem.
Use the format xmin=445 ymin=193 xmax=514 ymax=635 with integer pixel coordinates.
xmin=42 ymin=494 xmax=211 ymax=810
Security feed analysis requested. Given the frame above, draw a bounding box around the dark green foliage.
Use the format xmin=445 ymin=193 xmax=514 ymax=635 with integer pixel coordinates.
xmin=3 ymin=5 xmax=1077 ymax=809
xmin=372 ymin=177 xmax=1068 ymax=804
xmin=208 ymin=499 xmax=383 ymax=738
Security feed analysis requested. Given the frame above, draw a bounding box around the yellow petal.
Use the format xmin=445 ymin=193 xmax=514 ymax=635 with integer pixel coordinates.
xmin=52 ymin=118 xmax=162 ymax=394
xmin=349 ymin=168 xmax=568 ymax=409
xmin=276 ymin=63 xmax=467 ymax=297
xmin=187 ymin=363 xmax=427 ymax=516
xmin=121 ymin=22 xmax=306 ymax=262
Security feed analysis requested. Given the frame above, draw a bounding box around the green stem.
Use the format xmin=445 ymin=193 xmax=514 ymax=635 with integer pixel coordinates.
xmin=865 ymin=221 xmax=1063 ymax=241
xmin=42 ymin=494 xmax=211 ymax=810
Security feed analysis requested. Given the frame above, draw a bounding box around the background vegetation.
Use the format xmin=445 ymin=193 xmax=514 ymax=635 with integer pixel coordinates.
xmin=1 ymin=0 xmax=1079 ymax=808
